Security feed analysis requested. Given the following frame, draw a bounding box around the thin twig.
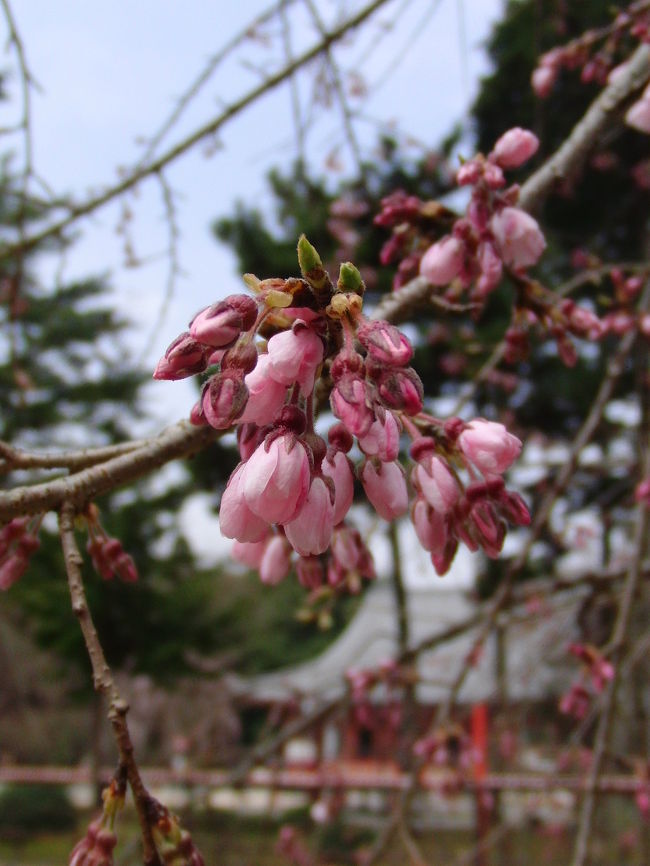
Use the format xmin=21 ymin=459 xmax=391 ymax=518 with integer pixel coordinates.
xmin=0 ymin=0 xmax=396 ymax=264
xmin=59 ymin=502 xmax=161 ymax=866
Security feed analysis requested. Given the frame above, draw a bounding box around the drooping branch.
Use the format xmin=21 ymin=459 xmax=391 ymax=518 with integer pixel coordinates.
xmin=519 ymin=43 xmax=650 ymax=212
xmin=59 ymin=502 xmax=162 ymax=866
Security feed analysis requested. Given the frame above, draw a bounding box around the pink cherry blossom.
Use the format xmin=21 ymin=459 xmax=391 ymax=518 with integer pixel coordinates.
xmin=259 ymin=535 xmax=291 ymax=585
xmin=360 ymin=460 xmax=409 ymax=521
xmin=219 ymin=464 xmax=270 ymax=543
xmin=419 ymin=236 xmax=464 ymax=286
xmin=330 ymin=375 xmax=374 ymax=437
xmin=241 ymin=434 xmax=310 ymax=524
xmin=358 ymin=411 xmax=401 ymax=462
xmin=153 ymin=332 xmax=207 ymax=380
xmin=490 ymin=207 xmax=546 ymax=269
xmin=491 ymin=127 xmax=539 ymax=169
xmin=321 ymin=450 xmax=354 ymax=525
xmin=189 ymin=294 xmax=258 ymax=347
xmin=458 ymin=420 xmax=522 ymax=476
xmin=411 ymin=496 xmax=447 ymax=553
xmin=531 ymin=63 xmax=557 ymax=98
xmin=476 ymin=242 xmax=503 ymax=297
xmin=239 ymin=354 xmax=287 ymax=426
xmin=284 ymin=476 xmax=335 ymax=556
xmin=231 ymin=539 xmax=267 ymax=568
xmin=266 ymin=322 xmax=324 ymax=395
xmin=413 ymin=455 xmax=460 ymax=514
xmin=357 ymin=320 xmax=413 ymax=366
xmin=201 ymin=371 xmax=248 ymax=429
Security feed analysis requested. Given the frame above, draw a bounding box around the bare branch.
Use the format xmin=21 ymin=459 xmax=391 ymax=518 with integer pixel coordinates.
xmin=520 ymin=43 xmax=650 ymax=213
xmin=0 ymin=0 xmax=396 ymax=263
xmin=59 ymin=502 xmax=162 ymax=866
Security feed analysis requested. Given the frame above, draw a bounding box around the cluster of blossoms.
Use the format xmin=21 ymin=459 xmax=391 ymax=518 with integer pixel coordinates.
xmin=155 ymin=237 xmax=529 ymax=582
xmin=531 ymin=3 xmax=650 ymax=98
xmin=559 ymin=642 xmax=615 ymax=720
xmin=346 ymin=659 xmax=408 ymax=731
xmin=0 ymin=516 xmax=41 ymax=591
xmin=414 ymin=722 xmax=476 ymax=768
xmin=419 ymin=127 xmax=544 ymax=301
xmin=85 ymin=506 xmax=138 ymax=583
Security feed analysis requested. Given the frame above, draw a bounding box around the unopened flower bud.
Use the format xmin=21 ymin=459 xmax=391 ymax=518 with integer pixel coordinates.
xmin=376 ymin=366 xmax=424 ymax=416
xmin=491 ymin=127 xmax=539 ymax=169
xmin=296 ymin=555 xmax=324 ymax=589
xmin=357 ymin=320 xmax=413 ymax=366
xmin=153 ymin=333 xmax=208 ymax=381
xmin=189 ymin=295 xmax=257 ymax=347
xmin=490 ymin=207 xmax=546 ymax=269
xmin=360 ymin=459 xmax=408 ymax=521
xmin=201 ymin=370 xmax=249 ymax=429
xmin=458 ymin=419 xmax=522 ymax=475
xmin=259 ymin=535 xmax=291 ymax=585
xmin=420 ymin=236 xmax=464 ymax=286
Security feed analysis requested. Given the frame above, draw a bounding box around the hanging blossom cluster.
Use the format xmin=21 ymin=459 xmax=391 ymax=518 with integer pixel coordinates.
xmin=416 ymin=127 xmax=613 ymax=366
xmin=531 ymin=2 xmax=650 ymax=97
xmin=559 ymin=642 xmax=615 ymax=721
xmin=0 ymin=516 xmax=41 ymax=591
xmin=155 ymin=237 xmax=530 ymax=580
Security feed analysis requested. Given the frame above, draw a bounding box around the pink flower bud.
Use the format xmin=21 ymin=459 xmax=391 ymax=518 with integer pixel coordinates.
xmin=431 ymin=535 xmax=459 ymax=576
xmin=231 ymin=539 xmax=267 ymax=568
xmin=259 ymin=535 xmax=291 ymax=585
xmin=483 ymin=162 xmax=506 ymax=189
xmin=491 ymin=207 xmax=546 ymax=269
xmin=219 ymin=464 xmax=270 ymax=543
xmin=635 ymin=478 xmax=650 ymax=507
xmin=531 ymin=64 xmax=556 ymax=98
xmin=475 ymin=242 xmax=503 ymax=297
xmin=626 ymin=98 xmax=650 ymax=134
xmin=296 ymin=555 xmax=324 ymax=589
xmin=189 ymin=295 xmax=258 ymax=347
xmin=239 ymin=354 xmax=287 ymax=426
xmin=284 ymin=476 xmax=335 ymax=556
xmin=419 ymin=236 xmax=464 ymax=286
xmin=360 ymin=459 xmax=408 ymax=521
xmin=358 ymin=411 xmax=401 ymax=462
xmin=0 ymin=553 xmax=28 ymax=590
xmin=357 ymin=320 xmax=413 ymax=366
xmin=330 ymin=375 xmax=374 ymax=437
xmin=322 ymin=450 xmax=354 ymax=525
xmin=458 ymin=419 xmax=522 ymax=475
xmin=266 ymin=322 xmax=324 ymax=395
xmin=241 ymin=434 xmax=311 ymax=525
xmin=413 ymin=454 xmax=460 ymax=514
xmin=456 ymin=160 xmax=482 ymax=186
xmin=375 ymin=366 xmax=424 ymax=416
xmin=491 ymin=128 xmax=539 ymax=169
xmin=153 ymin=332 xmax=207 ymax=380
xmin=411 ymin=496 xmax=447 ymax=553
xmin=201 ymin=371 xmax=248 ymax=429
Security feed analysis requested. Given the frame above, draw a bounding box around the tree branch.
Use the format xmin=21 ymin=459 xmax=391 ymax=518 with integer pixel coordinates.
xmin=59 ymin=502 xmax=162 ymax=866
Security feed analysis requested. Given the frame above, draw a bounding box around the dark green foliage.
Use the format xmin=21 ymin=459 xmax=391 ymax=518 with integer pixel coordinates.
xmin=0 ymin=784 xmax=76 ymax=838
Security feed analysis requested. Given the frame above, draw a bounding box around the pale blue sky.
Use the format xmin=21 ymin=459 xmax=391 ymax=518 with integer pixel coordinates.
xmin=4 ymin=1 xmax=503 ymax=424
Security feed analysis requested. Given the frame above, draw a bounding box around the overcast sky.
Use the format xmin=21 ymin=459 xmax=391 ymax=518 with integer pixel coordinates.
xmin=4 ymin=0 xmax=503 ymax=418
xmin=3 ymin=0 xmax=504 ymax=583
